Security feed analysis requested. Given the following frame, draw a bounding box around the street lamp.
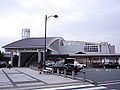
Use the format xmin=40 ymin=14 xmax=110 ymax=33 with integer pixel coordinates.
xmin=44 ymin=15 xmax=58 ymax=68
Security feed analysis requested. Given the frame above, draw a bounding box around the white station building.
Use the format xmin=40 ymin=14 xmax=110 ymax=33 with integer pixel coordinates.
xmin=2 ymin=36 xmax=116 ymax=67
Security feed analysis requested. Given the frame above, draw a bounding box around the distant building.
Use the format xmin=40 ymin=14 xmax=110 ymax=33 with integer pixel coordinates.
xmin=22 ymin=28 xmax=30 ymax=39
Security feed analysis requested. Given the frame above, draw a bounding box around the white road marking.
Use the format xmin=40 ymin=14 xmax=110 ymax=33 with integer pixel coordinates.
xmin=105 ymin=69 xmax=111 ymax=72
xmin=75 ymin=86 xmax=107 ymax=90
xmin=36 ymin=84 xmax=95 ymax=90
xmin=97 ymin=80 xmax=120 ymax=84
xmin=96 ymin=69 xmax=101 ymax=72
xmin=98 ymin=81 xmax=120 ymax=86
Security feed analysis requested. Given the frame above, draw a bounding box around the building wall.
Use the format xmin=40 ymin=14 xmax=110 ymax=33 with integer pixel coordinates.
xmin=100 ymin=42 xmax=110 ymax=54
xmin=50 ymin=39 xmax=59 ymax=52
xmin=60 ymin=41 xmax=85 ymax=54
xmin=109 ymin=45 xmax=115 ymax=54
xmin=59 ymin=41 xmax=115 ymax=54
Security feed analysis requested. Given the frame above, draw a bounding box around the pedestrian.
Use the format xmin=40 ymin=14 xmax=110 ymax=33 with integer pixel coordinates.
xmin=8 ymin=64 xmax=11 ymax=69
xmin=38 ymin=60 xmax=43 ymax=74
xmin=74 ymin=60 xmax=78 ymax=74
xmin=8 ymin=61 xmax=12 ymax=69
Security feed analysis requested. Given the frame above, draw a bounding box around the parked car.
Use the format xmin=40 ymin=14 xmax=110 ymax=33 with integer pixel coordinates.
xmin=52 ymin=61 xmax=66 ymax=74
xmin=45 ymin=61 xmax=55 ymax=67
xmin=74 ymin=61 xmax=86 ymax=69
xmin=52 ymin=58 xmax=80 ymax=74
xmin=99 ymin=62 xmax=120 ymax=68
xmin=0 ymin=62 xmax=7 ymax=68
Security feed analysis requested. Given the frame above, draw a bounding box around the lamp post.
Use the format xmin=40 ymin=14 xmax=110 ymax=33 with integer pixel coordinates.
xmin=44 ymin=15 xmax=58 ymax=68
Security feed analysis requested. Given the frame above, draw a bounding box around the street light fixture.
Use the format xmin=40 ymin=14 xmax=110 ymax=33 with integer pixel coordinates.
xmin=44 ymin=15 xmax=58 ymax=67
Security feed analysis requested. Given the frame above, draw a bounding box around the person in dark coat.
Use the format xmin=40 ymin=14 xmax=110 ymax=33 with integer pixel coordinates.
xmin=38 ymin=60 xmax=43 ymax=74
xmin=74 ymin=60 xmax=78 ymax=74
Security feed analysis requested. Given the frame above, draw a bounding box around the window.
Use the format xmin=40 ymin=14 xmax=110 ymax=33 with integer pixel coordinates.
xmin=84 ymin=46 xmax=98 ymax=52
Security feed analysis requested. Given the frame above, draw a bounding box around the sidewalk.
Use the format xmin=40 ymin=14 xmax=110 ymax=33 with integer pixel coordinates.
xmin=0 ymin=67 xmax=83 ymax=90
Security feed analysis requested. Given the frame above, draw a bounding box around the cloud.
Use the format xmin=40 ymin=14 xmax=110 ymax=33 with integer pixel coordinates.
xmin=0 ymin=0 xmax=120 ymax=52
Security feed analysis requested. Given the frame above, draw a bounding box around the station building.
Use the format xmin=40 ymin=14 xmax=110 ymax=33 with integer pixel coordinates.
xmin=2 ymin=37 xmax=116 ymax=67
xmin=60 ymin=40 xmax=115 ymax=54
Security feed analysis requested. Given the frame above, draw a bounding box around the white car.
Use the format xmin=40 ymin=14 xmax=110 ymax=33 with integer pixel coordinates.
xmin=76 ymin=61 xmax=86 ymax=69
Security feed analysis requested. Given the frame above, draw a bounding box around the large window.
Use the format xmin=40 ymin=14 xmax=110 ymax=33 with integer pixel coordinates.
xmin=84 ymin=46 xmax=98 ymax=52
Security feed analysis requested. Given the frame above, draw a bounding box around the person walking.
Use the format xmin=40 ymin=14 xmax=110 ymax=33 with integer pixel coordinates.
xmin=74 ymin=60 xmax=78 ymax=75
xmin=38 ymin=60 xmax=43 ymax=74
xmin=8 ymin=61 xmax=12 ymax=69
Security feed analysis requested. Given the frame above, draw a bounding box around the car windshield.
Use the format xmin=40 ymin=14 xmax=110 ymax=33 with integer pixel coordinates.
xmin=55 ymin=61 xmax=64 ymax=66
xmin=46 ymin=61 xmax=54 ymax=64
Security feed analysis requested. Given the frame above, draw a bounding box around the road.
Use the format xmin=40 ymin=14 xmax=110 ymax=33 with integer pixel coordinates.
xmin=77 ymin=68 xmax=120 ymax=90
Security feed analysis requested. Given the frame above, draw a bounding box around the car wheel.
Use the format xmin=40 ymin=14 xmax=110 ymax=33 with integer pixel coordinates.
xmin=60 ymin=70 xmax=64 ymax=74
xmin=103 ymin=66 xmax=106 ymax=69
xmin=117 ymin=66 xmax=119 ymax=69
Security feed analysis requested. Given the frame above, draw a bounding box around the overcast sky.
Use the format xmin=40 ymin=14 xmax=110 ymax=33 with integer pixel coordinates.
xmin=0 ymin=0 xmax=120 ymax=53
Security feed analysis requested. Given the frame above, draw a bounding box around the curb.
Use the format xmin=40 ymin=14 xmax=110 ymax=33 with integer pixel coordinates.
xmin=59 ymin=74 xmax=95 ymax=84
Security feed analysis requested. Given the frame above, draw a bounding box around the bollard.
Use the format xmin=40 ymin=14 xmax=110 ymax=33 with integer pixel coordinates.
xmin=52 ymin=68 xmax=54 ymax=74
xmin=34 ymin=65 xmax=35 ymax=70
xmin=83 ymin=71 xmax=86 ymax=81
xmin=72 ymin=69 xmax=75 ymax=79
xmin=57 ymin=68 xmax=60 ymax=76
xmin=35 ymin=65 xmax=37 ymax=70
xmin=32 ymin=65 xmax=34 ymax=69
xmin=33 ymin=65 xmax=35 ymax=70
xmin=30 ymin=65 xmax=31 ymax=69
xmin=36 ymin=65 xmax=38 ymax=71
xmin=64 ymin=69 xmax=66 ymax=77
xmin=31 ymin=65 xmax=33 ymax=69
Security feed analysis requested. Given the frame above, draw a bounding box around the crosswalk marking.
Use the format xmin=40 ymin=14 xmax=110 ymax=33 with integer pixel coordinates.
xmin=35 ymin=83 xmax=107 ymax=90
xmin=75 ymin=86 xmax=107 ymax=90
xmin=36 ymin=84 xmax=94 ymax=90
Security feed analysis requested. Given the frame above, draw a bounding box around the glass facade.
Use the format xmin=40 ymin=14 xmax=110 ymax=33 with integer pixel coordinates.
xmin=84 ymin=46 xmax=98 ymax=52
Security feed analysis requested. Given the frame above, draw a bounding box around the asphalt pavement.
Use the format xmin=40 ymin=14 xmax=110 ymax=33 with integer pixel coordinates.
xmin=77 ymin=68 xmax=120 ymax=90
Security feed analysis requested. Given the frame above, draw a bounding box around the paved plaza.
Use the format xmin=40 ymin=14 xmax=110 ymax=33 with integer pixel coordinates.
xmin=0 ymin=68 xmax=83 ymax=89
xmin=0 ymin=68 xmax=108 ymax=90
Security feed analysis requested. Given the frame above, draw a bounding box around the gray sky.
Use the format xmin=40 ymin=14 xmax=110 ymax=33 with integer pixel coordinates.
xmin=0 ymin=0 xmax=120 ymax=53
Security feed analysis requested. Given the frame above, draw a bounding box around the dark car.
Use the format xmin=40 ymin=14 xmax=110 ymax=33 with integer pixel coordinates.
xmin=52 ymin=58 xmax=80 ymax=74
xmin=99 ymin=62 xmax=120 ymax=68
xmin=0 ymin=62 xmax=7 ymax=68
xmin=52 ymin=61 xmax=66 ymax=73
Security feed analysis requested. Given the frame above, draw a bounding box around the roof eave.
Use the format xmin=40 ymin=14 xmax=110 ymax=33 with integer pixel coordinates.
xmin=3 ymin=46 xmax=45 ymax=49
